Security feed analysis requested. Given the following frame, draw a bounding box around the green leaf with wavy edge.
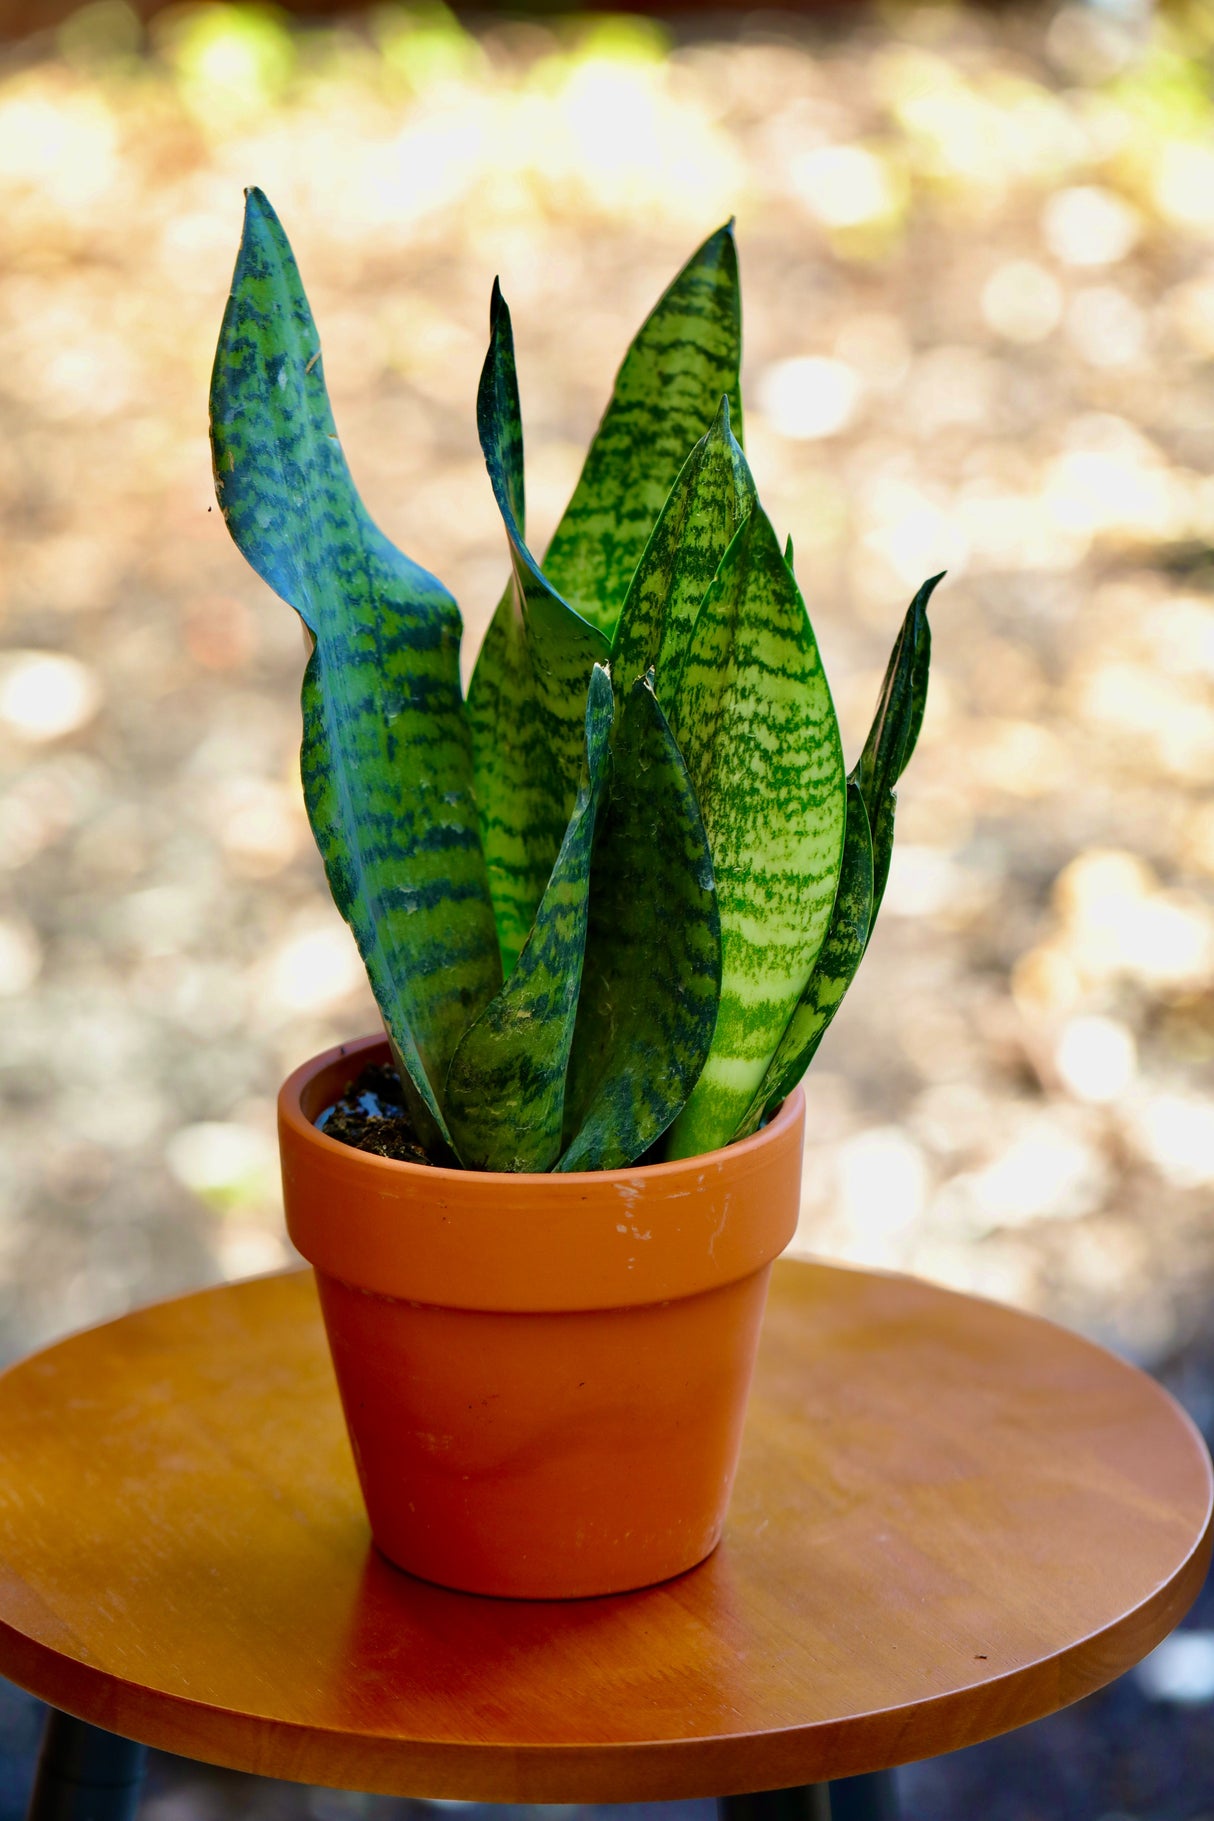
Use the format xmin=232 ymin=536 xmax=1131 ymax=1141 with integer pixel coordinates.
xmin=445 ymin=665 xmax=614 ymax=1172
xmin=854 ymin=573 xmax=940 ymax=926
xmin=210 ymin=188 xmax=499 ymax=1159
xmin=733 ymin=579 xmax=939 ymax=1140
xmin=664 ymin=508 xmax=847 ymax=1160
xmin=559 ymin=672 xmax=721 ymax=1173
xmin=736 ymin=780 xmax=873 ymax=1139
xmin=542 ymin=223 xmax=744 ymax=640
xmin=467 ymin=282 xmax=610 ymax=978
xmin=610 ymin=394 xmax=755 ymax=716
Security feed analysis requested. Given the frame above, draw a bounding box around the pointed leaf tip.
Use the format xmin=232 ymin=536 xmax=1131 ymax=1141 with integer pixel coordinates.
xmin=704 ymin=219 xmax=737 ymax=255
xmin=851 ymin=569 xmax=942 ymax=931
xmin=242 ymin=185 xmax=275 ymax=227
xmin=585 ymin=661 xmax=614 ymax=770
xmin=468 ymin=281 xmax=611 ymax=977
xmin=540 ymin=219 xmax=744 ymax=635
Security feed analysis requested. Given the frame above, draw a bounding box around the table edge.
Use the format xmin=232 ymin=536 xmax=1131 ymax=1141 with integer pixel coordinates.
xmin=0 ymin=1262 xmax=1210 ymax=1801
xmin=0 ymin=1475 xmax=1207 ymax=1801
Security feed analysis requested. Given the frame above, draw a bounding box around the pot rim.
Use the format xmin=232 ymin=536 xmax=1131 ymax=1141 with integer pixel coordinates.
xmin=279 ymin=1031 xmax=804 ymax=1185
xmin=279 ymin=1034 xmax=807 ymax=1311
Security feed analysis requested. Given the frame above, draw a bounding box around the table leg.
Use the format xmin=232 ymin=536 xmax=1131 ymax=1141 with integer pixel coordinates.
xmin=718 ymin=1787 xmax=832 ymax=1821
xmin=25 ymin=1709 xmax=147 ymax=1821
xmin=718 ymin=1771 xmax=899 ymax=1821
xmin=828 ymin=1772 xmax=900 ymax=1821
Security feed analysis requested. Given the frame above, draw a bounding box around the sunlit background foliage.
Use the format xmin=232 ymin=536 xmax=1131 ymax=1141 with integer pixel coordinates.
xmin=2 ymin=0 xmax=1214 ymax=1372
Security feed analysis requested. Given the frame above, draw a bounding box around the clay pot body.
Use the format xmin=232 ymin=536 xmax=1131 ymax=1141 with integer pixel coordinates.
xmin=279 ymin=1035 xmax=805 ymax=1599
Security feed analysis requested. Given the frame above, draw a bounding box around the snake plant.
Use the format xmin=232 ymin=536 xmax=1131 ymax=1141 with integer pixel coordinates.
xmin=211 ymin=189 xmax=938 ymax=1172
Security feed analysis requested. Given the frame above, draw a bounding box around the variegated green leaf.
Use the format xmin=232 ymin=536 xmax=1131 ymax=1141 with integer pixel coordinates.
xmin=559 ymin=672 xmax=721 ymax=1172
xmin=210 ymin=189 xmax=499 ymax=1158
xmin=610 ymin=394 xmax=755 ymax=715
xmin=542 ymin=224 xmax=743 ymax=640
xmin=732 ymin=579 xmax=939 ymax=1140
xmin=664 ymin=509 xmax=847 ymax=1160
xmin=445 ymin=665 xmax=614 ymax=1172
xmin=901 ymin=588 xmax=934 ymax=787
xmin=736 ymin=579 xmax=939 ymax=1139
xmin=467 ymin=282 xmax=609 ymax=977
xmin=736 ymin=779 xmax=873 ymax=1139
xmin=854 ymin=573 xmax=940 ymax=925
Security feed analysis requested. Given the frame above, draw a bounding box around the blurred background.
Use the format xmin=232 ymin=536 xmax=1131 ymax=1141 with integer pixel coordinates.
xmin=2 ymin=0 xmax=1214 ymax=1813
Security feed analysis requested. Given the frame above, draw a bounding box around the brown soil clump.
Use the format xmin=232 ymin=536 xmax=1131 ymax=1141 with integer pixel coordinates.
xmin=317 ymin=1063 xmax=437 ymax=1166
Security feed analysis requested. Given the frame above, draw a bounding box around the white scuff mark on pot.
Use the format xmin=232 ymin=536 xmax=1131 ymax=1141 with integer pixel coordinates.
xmin=707 ymin=1193 xmax=731 ymax=1258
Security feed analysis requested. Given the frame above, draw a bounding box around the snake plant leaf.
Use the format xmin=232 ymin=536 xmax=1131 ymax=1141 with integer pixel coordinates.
xmin=611 ymin=394 xmax=756 ymax=715
xmin=732 ymin=579 xmax=940 ymax=1141
xmin=736 ymin=780 xmax=874 ymax=1139
xmin=559 ymin=672 xmax=721 ymax=1173
xmin=210 ymin=188 xmax=499 ymax=1159
xmin=542 ymin=224 xmax=744 ymax=640
xmin=902 ymin=587 xmax=933 ymax=780
xmin=445 ymin=665 xmax=614 ymax=1172
xmin=854 ymin=572 xmax=940 ymax=926
xmin=467 ymin=282 xmax=610 ymax=977
xmin=664 ymin=508 xmax=847 ymax=1160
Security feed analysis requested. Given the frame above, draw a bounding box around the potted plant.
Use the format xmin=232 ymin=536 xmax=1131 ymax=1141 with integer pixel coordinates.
xmin=210 ymin=190 xmax=937 ymax=1599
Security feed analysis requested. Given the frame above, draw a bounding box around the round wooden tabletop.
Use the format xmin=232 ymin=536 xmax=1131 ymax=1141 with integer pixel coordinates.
xmin=0 ymin=1262 xmax=1207 ymax=1803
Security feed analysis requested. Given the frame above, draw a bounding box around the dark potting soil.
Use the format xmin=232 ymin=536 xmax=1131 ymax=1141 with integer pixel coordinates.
xmin=315 ymin=1061 xmax=437 ymax=1166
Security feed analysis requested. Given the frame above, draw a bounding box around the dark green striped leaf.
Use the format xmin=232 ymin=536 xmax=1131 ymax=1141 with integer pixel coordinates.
xmin=664 ymin=509 xmax=847 ymax=1160
xmin=445 ymin=666 xmax=614 ymax=1172
xmin=737 ymin=580 xmax=939 ymax=1139
xmin=542 ymin=224 xmax=743 ymax=640
xmin=210 ymin=188 xmax=499 ymax=1158
xmin=467 ymin=282 xmax=609 ymax=977
xmin=902 ymin=590 xmax=933 ymax=783
xmin=559 ymin=672 xmax=721 ymax=1173
xmin=736 ymin=780 xmax=873 ymax=1138
xmin=611 ymin=394 xmax=755 ymax=717
xmin=854 ymin=573 xmax=940 ymax=925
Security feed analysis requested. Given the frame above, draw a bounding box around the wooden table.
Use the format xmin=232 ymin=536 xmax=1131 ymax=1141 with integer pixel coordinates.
xmin=0 ymin=1261 xmax=1209 ymax=1821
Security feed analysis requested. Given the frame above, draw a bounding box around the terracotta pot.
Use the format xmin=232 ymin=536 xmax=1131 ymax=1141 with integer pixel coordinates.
xmin=279 ymin=1034 xmax=805 ymax=1599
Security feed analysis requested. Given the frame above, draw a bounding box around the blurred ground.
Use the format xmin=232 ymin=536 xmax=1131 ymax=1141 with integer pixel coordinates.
xmin=2 ymin=0 xmax=1214 ymax=1815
